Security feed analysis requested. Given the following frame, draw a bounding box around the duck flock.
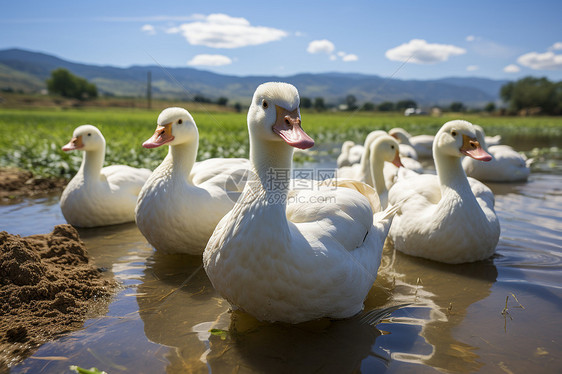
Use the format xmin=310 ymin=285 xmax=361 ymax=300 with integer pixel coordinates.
xmin=59 ymin=81 xmax=532 ymax=324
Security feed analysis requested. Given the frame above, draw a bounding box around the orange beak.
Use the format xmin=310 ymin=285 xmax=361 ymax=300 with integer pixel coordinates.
xmin=142 ymin=122 xmax=174 ymax=148
xmin=392 ymin=149 xmax=404 ymax=168
xmin=460 ymin=134 xmax=492 ymax=161
xmin=62 ymin=135 xmax=84 ymax=151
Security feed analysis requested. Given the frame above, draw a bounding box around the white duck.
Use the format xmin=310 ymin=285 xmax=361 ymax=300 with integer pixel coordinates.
xmin=387 ymin=128 xmax=424 ymax=172
xmin=338 ymin=130 xmax=402 ymax=188
xmin=336 ymin=140 xmax=369 ymax=167
xmin=336 ymin=141 xmax=357 ymax=167
xmin=462 ymin=125 xmax=530 ymax=182
xmin=60 ymin=125 xmax=152 ymax=227
xmin=337 ymin=135 xmax=403 ymax=209
xmin=203 ymin=82 xmax=396 ymax=323
xmin=340 ymin=130 xmax=422 ymax=174
xmin=389 ymin=127 xmax=434 ymax=159
xmin=135 ymin=107 xmax=250 ymax=255
xmin=387 ymin=120 xmax=500 ymax=264
xmin=336 ymin=130 xmax=385 ymax=168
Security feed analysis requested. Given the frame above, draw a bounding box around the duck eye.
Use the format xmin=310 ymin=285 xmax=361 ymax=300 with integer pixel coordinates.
xmin=87 ymin=133 xmax=91 ymax=136
xmin=178 ymin=119 xmax=183 ymax=124
xmin=451 ymin=130 xmax=457 ymax=136
xmin=262 ymin=100 xmax=268 ymax=109
xmin=391 ymin=145 xmax=395 ymax=149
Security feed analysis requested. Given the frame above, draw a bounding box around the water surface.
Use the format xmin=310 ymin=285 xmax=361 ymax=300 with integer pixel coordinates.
xmin=2 ymin=147 xmax=561 ymax=374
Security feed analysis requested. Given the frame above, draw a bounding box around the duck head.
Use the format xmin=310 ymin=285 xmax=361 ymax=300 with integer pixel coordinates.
xmin=143 ymin=107 xmax=198 ymax=148
xmin=247 ymin=82 xmax=314 ymax=150
xmin=371 ymin=135 xmax=404 ymax=167
xmin=388 ymin=128 xmax=411 ymax=144
xmin=434 ymin=120 xmax=491 ymax=161
xmin=62 ymin=124 xmax=105 ymax=152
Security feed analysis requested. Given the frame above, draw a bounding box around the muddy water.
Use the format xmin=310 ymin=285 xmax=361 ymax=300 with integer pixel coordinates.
xmin=2 ymin=147 xmax=562 ymax=373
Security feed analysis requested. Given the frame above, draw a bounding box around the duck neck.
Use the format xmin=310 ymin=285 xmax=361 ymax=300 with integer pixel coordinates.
xmin=359 ymin=143 xmax=373 ymax=185
xmin=251 ymin=138 xmax=293 ymax=187
xmin=80 ymin=148 xmax=104 ymax=180
xmin=169 ymin=138 xmax=198 ymax=180
xmin=246 ymin=137 xmax=293 ymax=208
xmin=370 ymin=151 xmax=387 ymax=197
xmin=435 ymin=153 xmax=472 ymax=195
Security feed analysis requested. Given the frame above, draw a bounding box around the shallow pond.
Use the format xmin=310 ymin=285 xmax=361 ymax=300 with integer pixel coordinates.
xmin=2 ymin=144 xmax=562 ymax=374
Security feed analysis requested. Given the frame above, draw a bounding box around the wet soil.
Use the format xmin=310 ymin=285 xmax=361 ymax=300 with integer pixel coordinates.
xmin=0 ymin=224 xmax=117 ymax=370
xmin=0 ymin=168 xmax=67 ymax=204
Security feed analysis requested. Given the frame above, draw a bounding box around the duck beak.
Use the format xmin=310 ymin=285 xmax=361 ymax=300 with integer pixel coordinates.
xmin=272 ymin=105 xmax=314 ymax=150
xmin=142 ymin=122 xmax=175 ymax=149
xmin=460 ymin=134 xmax=492 ymax=161
xmin=62 ymin=135 xmax=84 ymax=151
xmin=392 ymin=150 xmax=404 ymax=168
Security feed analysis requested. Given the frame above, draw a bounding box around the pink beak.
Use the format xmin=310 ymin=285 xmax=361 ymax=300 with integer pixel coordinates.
xmin=272 ymin=105 xmax=314 ymax=150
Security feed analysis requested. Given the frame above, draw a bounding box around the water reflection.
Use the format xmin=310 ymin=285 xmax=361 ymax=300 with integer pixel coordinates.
xmin=0 ymin=193 xmax=64 ymax=235
xmin=376 ymin=247 xmax=498 ymax=373
xmin=137 ymin=253 xmax=398 ymax=373
xmin=135 ymin=244 xmax=499 ymax=374
xmin=207 ymin=310 xmax=385 ymax=373
xmin=136 ymin=253 xmax=229 ymax=373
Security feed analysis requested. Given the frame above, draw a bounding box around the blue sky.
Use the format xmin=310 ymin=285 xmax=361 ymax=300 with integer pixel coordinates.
xmin=2 ymin=0 xmax=562 ymax=81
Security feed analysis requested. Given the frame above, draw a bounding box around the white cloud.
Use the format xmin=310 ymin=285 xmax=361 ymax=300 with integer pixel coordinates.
xmin=342 ymin=54 xmax=358 ymax=62
xmin=466 ymin=65 xmax=479 ymax=71
xmin=503 ymin=64 xmax=520 ymax=73
xmin=385 ymin=39 xmax=466 ymax=64
xmin=167 ymin=13 xmax=287 ymax=48
xmin=549 ymin=42 xmax=562 ymax=51
xmin=517 ymin=51 xmax=562 ymax=70
xmin=466 ymin=35 xmax=476 ymax=42
xmin=307 ymin=39 xmax=335 ymax=54
xmin=141 ymin=24 xmax=156 ymax=35
xmin=187 ymin=54 xmax=233 ymax=66
xmin=307 ymin=40 xmax=357 ymax=61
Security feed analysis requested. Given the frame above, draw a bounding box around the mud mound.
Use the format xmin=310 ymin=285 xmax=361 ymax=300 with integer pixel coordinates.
xmin=0 ymin=224 xmax=117 ymax=369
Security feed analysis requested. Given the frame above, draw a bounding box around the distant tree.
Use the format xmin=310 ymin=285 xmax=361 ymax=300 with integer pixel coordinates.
xmin=396 ymin=99 xmax=417 ymax=111
xmin=361 ymin=102 xmax=376 ymax=111
xmin=501 ymin=76 xmax=561 ymax=115
xmin=233 ymin=102 xmax=242 ymax=113
xmin=313 ymin=97 xmax=325 ymax=111
xmin=484 ymin=102 xmax=496 ymax=113
xmin=377 ymin=101 xmax=395 ymax=112
xmin=193 ymin=94 xmax=211 ymax=103
xmin=46 ymin=68 xmax=97 ymax=100
xmin=217 ymin=97 xmax=228 ymax=106
xmin=345 ymin=94 xmax=358 ymax=111
xmin=450 ymin=102 xmax=465 ymax=112
xmin=301 ymin=97 xmax=312 ymax=109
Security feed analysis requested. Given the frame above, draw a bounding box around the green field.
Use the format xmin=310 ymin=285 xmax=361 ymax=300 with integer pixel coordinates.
xmin=1 ymin=107 xmax=561 ymax=178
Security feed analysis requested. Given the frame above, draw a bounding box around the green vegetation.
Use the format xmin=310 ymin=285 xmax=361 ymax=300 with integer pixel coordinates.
xmin=0 ymin=108 xmax=561 ymax=178
xmin=69 ymin=366 xmax=107 ymax=374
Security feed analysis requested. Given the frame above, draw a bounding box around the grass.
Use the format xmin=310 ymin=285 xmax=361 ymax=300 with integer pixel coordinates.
xmin=1 ymin=107 xmax=561 ymax=178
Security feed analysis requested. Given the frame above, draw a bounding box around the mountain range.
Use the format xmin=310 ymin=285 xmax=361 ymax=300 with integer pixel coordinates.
xmin=0 ymin=48 xmax=509 ymax=107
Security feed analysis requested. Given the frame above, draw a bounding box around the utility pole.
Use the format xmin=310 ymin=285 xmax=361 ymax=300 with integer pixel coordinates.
xmin=147 ymin=71 xmax=152 ymax=109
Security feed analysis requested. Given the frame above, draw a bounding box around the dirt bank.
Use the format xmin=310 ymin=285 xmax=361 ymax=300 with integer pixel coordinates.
xmin=0 ymin=168 xmax=67 ymax=204
xmin=0 ymin=224 xmax=117 ymax=370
